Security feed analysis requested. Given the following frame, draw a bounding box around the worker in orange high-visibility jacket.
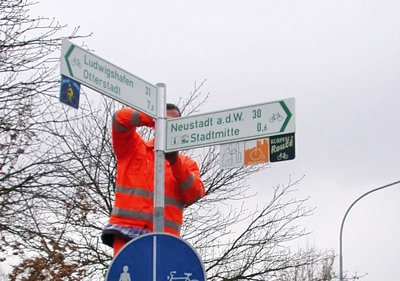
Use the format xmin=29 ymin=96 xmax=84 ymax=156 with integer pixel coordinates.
xmin=101 ymin=104 xmax=205 ymax=257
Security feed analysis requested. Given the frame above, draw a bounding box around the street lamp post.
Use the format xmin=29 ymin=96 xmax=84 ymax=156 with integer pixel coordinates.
xmin=339 ymin=180 xmax=400 ymax=281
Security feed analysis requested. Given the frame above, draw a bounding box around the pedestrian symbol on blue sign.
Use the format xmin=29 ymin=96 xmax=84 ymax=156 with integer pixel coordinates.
xmin=60 ymin=75 xmax=80 ymax=109
xmin=119 ymin=265 xmax=132 ymax=281
xmin=106 ymin=233 xmax=205 ymax=281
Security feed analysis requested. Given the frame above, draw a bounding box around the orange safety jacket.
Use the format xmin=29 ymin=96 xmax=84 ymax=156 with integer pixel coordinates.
xmin=109 ymin=108 xmax=205 ymax=236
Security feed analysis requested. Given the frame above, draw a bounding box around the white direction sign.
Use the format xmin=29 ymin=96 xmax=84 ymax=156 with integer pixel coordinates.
xmin=60 ymin=39 xmax=157 ymax=117
xmin=166 ymin=98 xmax=295 ymax=152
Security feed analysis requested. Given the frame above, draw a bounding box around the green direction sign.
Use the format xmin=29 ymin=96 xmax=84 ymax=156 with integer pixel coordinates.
xmin=60 ymin=40 xmax=157 ymax=118
xmin=165 ymin=98 xmax=295 ymax=152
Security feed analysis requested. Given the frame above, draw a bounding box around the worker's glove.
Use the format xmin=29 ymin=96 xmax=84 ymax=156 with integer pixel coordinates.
xmin=165 ymin=151 xmax=179 ymax=165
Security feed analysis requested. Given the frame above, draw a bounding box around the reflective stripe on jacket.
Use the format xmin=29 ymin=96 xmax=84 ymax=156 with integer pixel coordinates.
xmin=109 ymin=108 xmax=205 ymax=236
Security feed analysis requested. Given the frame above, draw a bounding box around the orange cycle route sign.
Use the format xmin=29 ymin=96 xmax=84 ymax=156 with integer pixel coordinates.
xmin=220 ymin=133 xmax=296 ymax=169
xmin=60 ymin=39 xmax=157 ymax=118
xmin=165 ymin=98 xmax=295 ymax=152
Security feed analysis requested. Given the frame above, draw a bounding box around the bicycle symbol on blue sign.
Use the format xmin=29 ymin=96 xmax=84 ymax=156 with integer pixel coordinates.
xmin=167 ymin=271 xmax=198 ymax=281
xmin=59 ymin=75 xmax=80 ymax=109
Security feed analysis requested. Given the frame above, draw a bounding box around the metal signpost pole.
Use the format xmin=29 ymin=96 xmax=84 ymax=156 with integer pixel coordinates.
xmin=154 ymin=83 xmax=166 ymax=232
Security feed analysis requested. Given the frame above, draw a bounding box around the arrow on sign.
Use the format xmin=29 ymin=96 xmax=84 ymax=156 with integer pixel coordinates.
xmin=64 ymin=44 xmax=75 ymax=77
xmin=60 ymin=40 xmax=158 ymax=118
xmin=280 ymin=100 xmax=292 ymax=132
xmin=165 ymin=98 xmax=295 ymax=152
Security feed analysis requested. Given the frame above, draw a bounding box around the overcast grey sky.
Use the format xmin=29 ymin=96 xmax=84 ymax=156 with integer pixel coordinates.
xmin=24 ymin=1 xmax=400 ymax=280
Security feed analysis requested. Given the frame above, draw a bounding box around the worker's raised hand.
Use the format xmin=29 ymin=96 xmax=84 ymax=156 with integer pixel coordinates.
xmin=165 ymin=151 xmax=179 ymax=165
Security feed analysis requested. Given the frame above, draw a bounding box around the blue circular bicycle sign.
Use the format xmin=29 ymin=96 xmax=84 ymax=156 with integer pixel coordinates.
xmin=105 ymin=233 xmax=205 ymax=281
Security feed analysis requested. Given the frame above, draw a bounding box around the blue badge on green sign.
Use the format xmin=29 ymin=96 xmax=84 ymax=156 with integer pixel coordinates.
xmin=60 ymin=75 xmax=81 ymax=109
